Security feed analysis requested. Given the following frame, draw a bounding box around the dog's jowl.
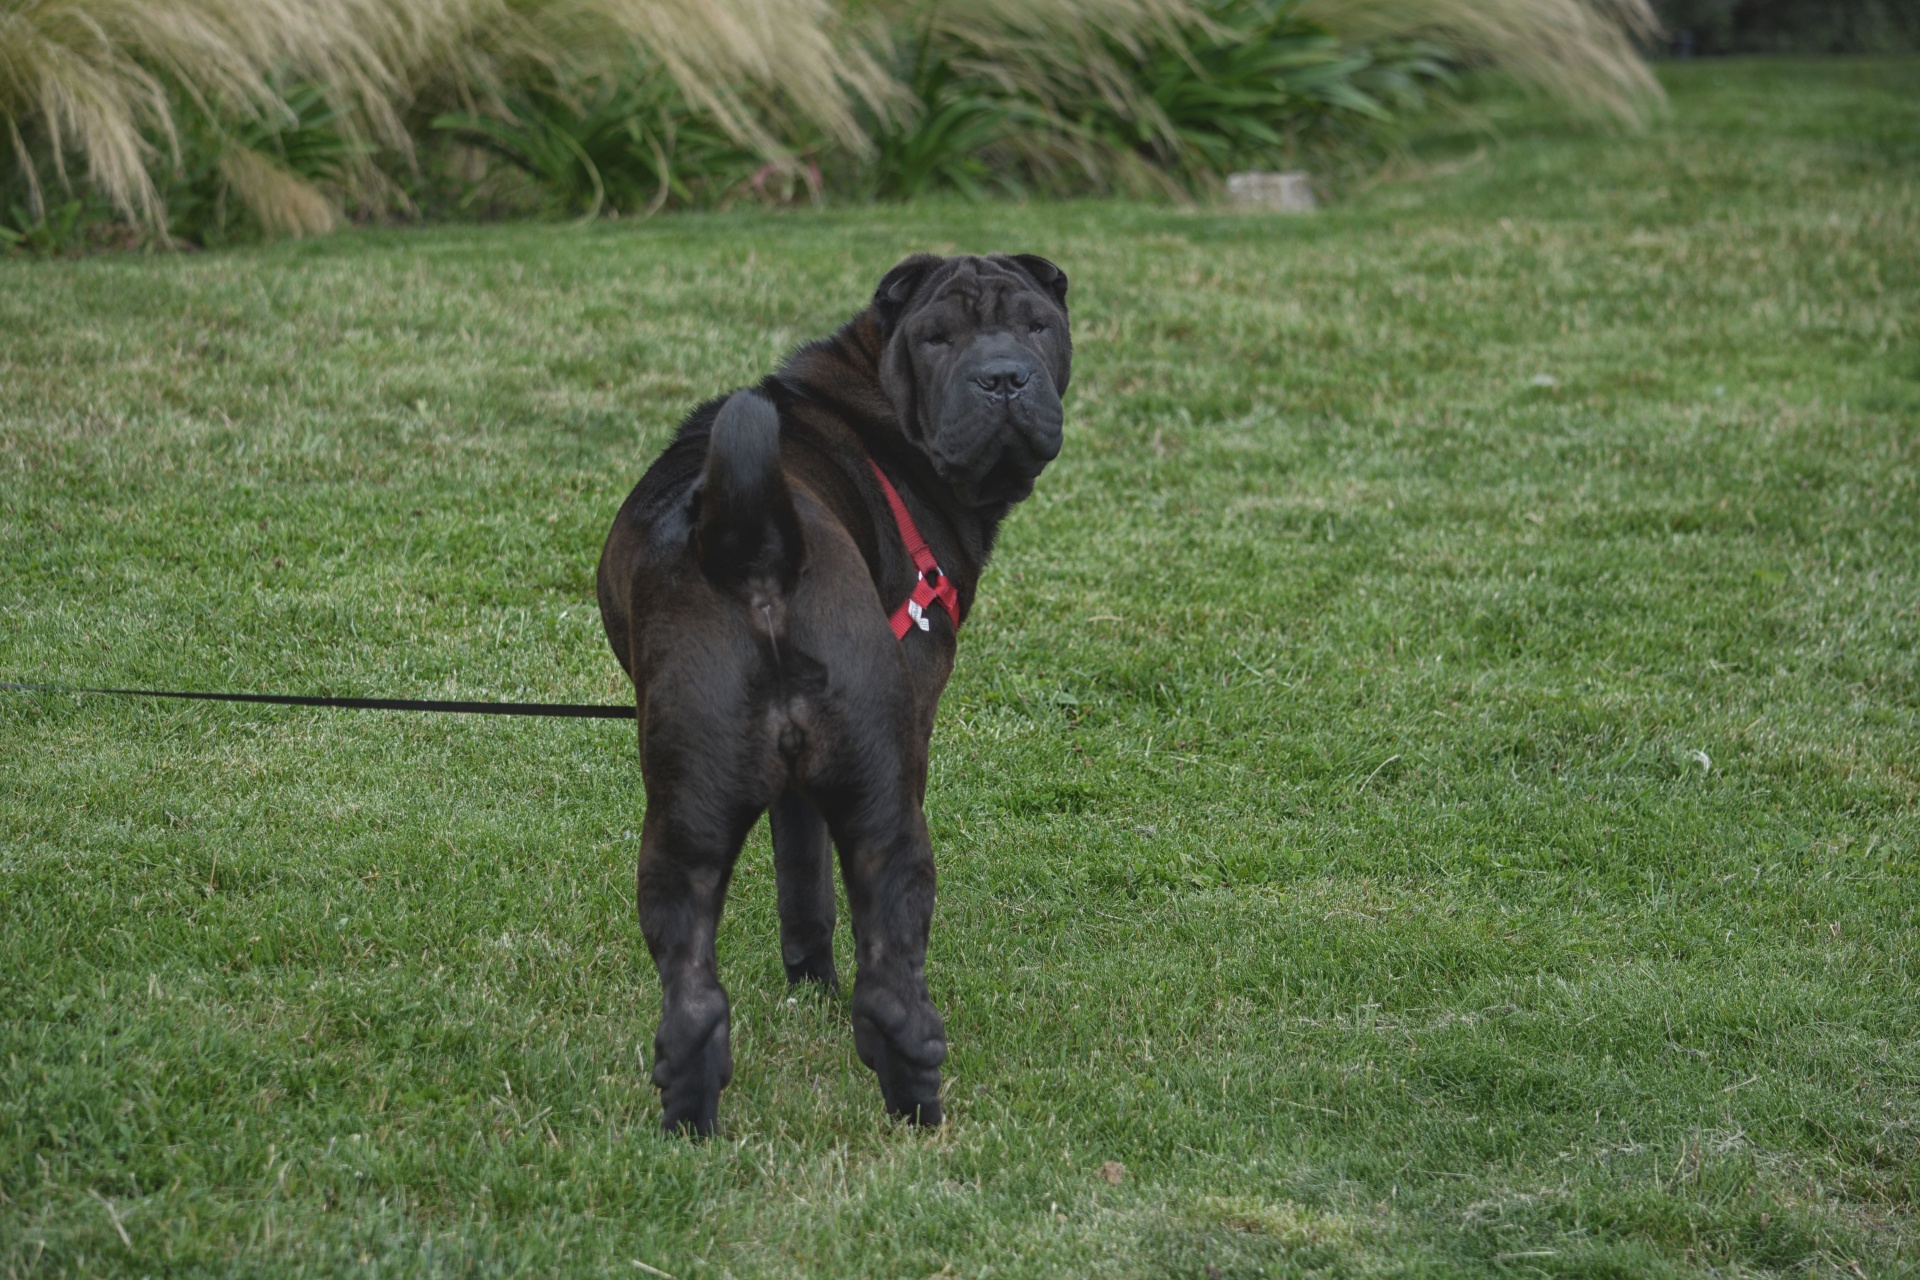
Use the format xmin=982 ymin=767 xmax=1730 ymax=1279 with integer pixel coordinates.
xmin=597 ymin=254 xmax=1071 ymax=1134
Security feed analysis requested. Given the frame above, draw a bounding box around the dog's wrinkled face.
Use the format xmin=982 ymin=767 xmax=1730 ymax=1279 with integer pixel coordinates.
xmin=874 ymin=253 xmax=1071 ymax=507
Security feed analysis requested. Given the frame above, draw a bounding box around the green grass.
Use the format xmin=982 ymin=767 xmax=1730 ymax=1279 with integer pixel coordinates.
xmin=3 ymin=57 xmax=1917 ymax=1278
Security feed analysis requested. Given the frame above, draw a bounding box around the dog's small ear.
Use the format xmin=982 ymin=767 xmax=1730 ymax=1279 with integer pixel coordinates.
xmin=873 ymin=254 xmax=944 ymax=333
xmin=1010 ymin=254 xmax=1068 ymax=307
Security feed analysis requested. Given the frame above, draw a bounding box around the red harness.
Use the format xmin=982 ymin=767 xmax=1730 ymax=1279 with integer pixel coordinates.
xmin=868 ymin=459 xmax=961 ymax=640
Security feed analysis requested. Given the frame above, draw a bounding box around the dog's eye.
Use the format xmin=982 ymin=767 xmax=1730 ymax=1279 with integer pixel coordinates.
xmin=1029 ymin=322 xmax=1049 ymax=335
xmin=923 ymin=333 xmax=949 ymax=347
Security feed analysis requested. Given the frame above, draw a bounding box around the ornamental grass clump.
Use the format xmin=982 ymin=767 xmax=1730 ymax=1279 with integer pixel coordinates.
xmin=1299 ymin=0 xmax=1662 ymax=124
xmin=0 ymin=0 xmax=1663 ymax=243
xmin=0 ymin=0 xmax=885 ymax=238
xmin=0 ymin=0 xmax=446 ymax=232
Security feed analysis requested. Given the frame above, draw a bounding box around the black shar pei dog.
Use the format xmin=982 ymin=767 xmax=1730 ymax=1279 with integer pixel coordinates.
xmin=597 ymin=253 xmax=1071 ymax=1134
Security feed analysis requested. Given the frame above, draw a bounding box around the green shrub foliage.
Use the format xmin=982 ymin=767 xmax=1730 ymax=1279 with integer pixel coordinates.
xmin=1654 ymin=0 xmax=1920 ymax=54
xmin=0 ymin=0 xmax=1640 ymax=246
xmin=431 ymin=73 xmax=764 ymax=220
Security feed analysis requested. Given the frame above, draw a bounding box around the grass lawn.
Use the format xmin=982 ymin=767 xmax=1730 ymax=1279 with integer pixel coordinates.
xmin=3 ymin=57 xmax=1917 ymax=1278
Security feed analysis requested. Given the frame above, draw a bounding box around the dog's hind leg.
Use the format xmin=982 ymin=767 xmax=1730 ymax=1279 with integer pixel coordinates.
xmin=770 ymin=788 xmax=837 ymax=989
xmin=636 ymin=803 xmax=754 ymax=1137
xmin=818 ymin=790 xmax=947 ymax=1126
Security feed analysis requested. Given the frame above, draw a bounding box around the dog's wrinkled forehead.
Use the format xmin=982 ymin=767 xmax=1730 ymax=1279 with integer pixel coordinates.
xmin=875 ymin=252 xmax=1069 ymax=337
xmin=917 ymin=258 xmax=1044 ymax=324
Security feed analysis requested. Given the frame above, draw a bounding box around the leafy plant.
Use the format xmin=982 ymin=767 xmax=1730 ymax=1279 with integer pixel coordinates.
xmin=866 ymin=29 xmax=1049 ymax=200
xmin=1084 ymin=0 xmax=1452 ymax=180
xmin=0 ymin=0 xmax=1664 ymax=239
xmin=432 ymin=71 xmax=764 ymax=218
xmin=160 ymin=82 xmax=365 ymax=245
xmin=0 ymin=196 xmax=84 ymax=253
xmin=1298 ymin=0 xmax=1661 ymax=125
xmin=246 ymin=83 xmax=362 ymax=186
xmin=863 ymin=0 xmax=1457 ymax=199
xmin=0 ymin=0 xmax=887 ymax=236
xmin=0 ymin=0 xmax=424 ymax=232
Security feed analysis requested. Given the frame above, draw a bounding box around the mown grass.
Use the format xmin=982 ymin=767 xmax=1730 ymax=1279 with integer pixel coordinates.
xmin=2 ymin=58 xmax=1917 ymax=1278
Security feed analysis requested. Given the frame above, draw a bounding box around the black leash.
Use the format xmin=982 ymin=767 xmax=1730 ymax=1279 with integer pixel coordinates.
xmin=0 ymin=681 xmax=635 ymax=720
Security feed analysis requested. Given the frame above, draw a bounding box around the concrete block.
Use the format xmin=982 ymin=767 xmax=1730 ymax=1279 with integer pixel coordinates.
xmin=1225 ymin=171 xmax=1316 ymax=213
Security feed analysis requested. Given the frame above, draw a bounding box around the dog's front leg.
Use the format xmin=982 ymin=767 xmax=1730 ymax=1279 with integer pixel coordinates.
xmin=636 ymin=809 xmax=743 ymax=1137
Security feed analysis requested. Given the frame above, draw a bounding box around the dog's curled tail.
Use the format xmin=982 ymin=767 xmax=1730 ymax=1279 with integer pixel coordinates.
xmin=696 ymin=390 xmax=803 ymax=593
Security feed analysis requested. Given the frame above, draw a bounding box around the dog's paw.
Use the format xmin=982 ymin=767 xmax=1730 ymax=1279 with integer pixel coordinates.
xmin=872 ymin=1053 xmax=944 ymax=1126
xmin=783 ymin=950 xmax=839 ymax=990
xmin=885 ymin=1073 xmax=944 ymax=1127
xmin=851 ymin=983 xmax=946 ymax=1125
xmin=652 ymin=994 xmax=732 ymax=1137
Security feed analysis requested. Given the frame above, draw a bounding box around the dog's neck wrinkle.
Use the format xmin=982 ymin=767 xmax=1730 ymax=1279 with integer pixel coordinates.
xmin=773 ymin=317 xmax=891 ymax=443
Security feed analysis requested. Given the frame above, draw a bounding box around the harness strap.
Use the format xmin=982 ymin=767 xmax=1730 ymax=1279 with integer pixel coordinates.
xmin=868 ymin=459 xmax=961 ymax=640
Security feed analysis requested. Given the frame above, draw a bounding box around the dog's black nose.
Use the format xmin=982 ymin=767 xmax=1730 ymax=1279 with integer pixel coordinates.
xmin=971 ymin=360 xmax=1033 ymax=398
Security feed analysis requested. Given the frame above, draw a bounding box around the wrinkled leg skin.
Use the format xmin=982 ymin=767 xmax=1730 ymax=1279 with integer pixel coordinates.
xmin=641 ymin=782 xmax=945 ymax=1131
xmin=636 ymin=804 xmax=750 ymax=1137
xmin=770 ymin=789 xmax=838 ymax=990
xmin=822 ymin=792 xmax=947 ymax=1125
